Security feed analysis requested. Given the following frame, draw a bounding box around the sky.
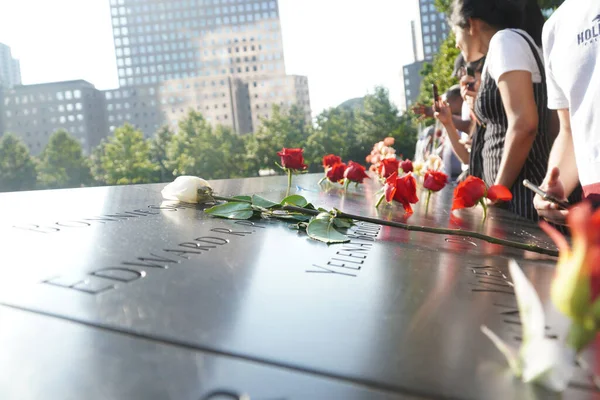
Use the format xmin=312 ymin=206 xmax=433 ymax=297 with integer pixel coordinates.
xmin=0 ymin=0 xmax=417 ymax=116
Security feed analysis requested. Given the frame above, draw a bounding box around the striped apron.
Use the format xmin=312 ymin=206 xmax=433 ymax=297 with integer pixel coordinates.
xmin=470 ymin=30 xmax=552 ymax=222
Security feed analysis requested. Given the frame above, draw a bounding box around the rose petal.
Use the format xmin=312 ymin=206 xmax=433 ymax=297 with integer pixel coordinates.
xmin=161 ymin=176 xmax=211 ymax=203
xmin=487 ymin=185 xmax=513 ymax=202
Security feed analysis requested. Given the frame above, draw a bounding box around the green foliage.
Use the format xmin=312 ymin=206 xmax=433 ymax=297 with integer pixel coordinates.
xmin=0 ymin=133 xmax=37 ymax=192
xmin=304 ymin=106 xmax=358 ymax=172
xmin=150 ymin=125 xmax=175 ymax=182
xmin=204 ymin=201 xmax=255 ymax=219
xmin=167 ymin=110 xmax=250 ymax=179
xmin=94 ymin=124 xmax=158 ymax=185
xmin=305 ymin=87 xmax=417 ymax=171
xmin=37 ymin=130 xmax=92 ymax=189
xmin=306 ymin=212 xmax=350 ymax=244
xmin=416 ymin=33 xmax=461 ymax=110
xmin=0 ymin=87 xmax=420 ymax=191
xmin=245 ymin=104 xmax=313 ymax=173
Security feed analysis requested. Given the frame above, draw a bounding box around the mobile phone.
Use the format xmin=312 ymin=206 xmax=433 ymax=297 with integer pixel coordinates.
xmin=523 ymin=179 xmax=570 ymax=210
xmin=466 ymin=67 xmax=476 ymax=91
xmin=432 ymin=83 xmax=439 ymax=101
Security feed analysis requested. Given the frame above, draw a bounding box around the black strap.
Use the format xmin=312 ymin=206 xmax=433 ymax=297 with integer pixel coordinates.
xmin=511 ymin=29 xmax=546 ymax=82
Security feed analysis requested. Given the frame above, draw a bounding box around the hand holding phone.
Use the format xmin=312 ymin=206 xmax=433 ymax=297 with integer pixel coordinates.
xmin=432 ymin=83 xmax=440 ymax=102
xmin=466 ymin=67 xmax=476 ymax=91
xmin=523 ymin=179 xmax=570 ymax=210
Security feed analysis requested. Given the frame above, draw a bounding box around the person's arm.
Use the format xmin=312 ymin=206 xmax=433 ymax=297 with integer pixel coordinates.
xmin=534 ymin=109 xmax=579 ymax=224
xmin=493 ymin=71 xmax=539 ymax=189
xmin=433 ymin=100 xmax=470 ymax=164
xmin=413 ymin=103 xmax=472 ymax=132
xmin=452 ymin=115 xmax=473 ymax=133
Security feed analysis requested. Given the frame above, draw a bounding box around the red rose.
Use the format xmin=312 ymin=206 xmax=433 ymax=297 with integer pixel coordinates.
xmin=326 ymin=162 xmax=346 ymax=183
xmin=379 ymin=158 xmax=399 ymax=179
xmin=384 ymin=172 xmax=419 ymax=213
xmin=323 ymin=154 xmax=342 ymax=169
xmin=487 ymin=185 xmax=513 ymax=202
xmin=400 ymin=159 xmax=413 ymax=173
xmin=423 ymin=171 xmax=448 ymax=192
xmin=452 ymin=176 xmax=512 ymax=211
xmin=344 ymin=161 xmax=369 ymax=183
xmin=277 ymin=148 xmax=307 ymax=170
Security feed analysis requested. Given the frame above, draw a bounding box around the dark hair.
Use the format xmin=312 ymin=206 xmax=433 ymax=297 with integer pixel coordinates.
xmin=450 ymin=0 xmax=544 ymax=46
xmin=446 ymin=85 xmax=462 ymax=101
xmin=466 ymin=56 xmax=486 ymax=73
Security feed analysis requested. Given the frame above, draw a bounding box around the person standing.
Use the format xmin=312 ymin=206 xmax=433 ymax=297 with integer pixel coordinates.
xmin=534 ymin=0 xmax=600 ymax=223
xmin=434 ymin=0 xmax=553 ymax=221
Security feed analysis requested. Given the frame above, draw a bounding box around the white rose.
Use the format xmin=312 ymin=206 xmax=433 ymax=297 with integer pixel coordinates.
xmin=161 ymin=176 xmax=212 ymax=203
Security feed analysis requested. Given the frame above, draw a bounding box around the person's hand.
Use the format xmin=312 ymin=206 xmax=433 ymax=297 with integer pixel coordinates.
xmin=534 ymin=167 xmax=569 ymax=225
xmin=460 ymin=75 xmax=479 ymax=110
xmin=432 ymin=98 xmax=453 ymax=127
xmin=412 ymin=103 xmax=434 ymax=120
xmin=460 ymin=76 xmax=478 ymax=99
xmin=459 ymin=136 xmax=472 ymax=150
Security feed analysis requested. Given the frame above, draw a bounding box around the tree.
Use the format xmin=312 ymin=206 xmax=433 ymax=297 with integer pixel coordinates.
xmin=150 ymin=125 xmax=175 ymax=182
xmin=304 ymin=107 xmax=358 ymax=172
xmin=94 ymin=124 xmax=158 ymax=185
xmin=37 ymin=130 xmax=92 ymax=189
xmin=415 ymin=33 xmax=461 ymax=108
xmin=167 ymin=110 xmax=250 ymax=179
xmin=89 ymin=139 xmax=108 ymax=186
xmin=0 ymin=133 xmax=37 ymax=192
xmin=354 ymin=87 xmax=418 ymax=161
xmin=245 ymin=104 xmax=313 ymax=173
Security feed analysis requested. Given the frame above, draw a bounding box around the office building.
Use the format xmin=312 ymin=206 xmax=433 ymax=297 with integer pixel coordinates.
xmin=0 ymin=43 xmax=22 ymax=88
xmin=106 ymin=0 xmax=311 ymax=136
xmin=401 ymin=0 xmax=450 ymax=111
xmin=418 ymin=0 xmax=450 ymax=61
xmin=1 ymin=80 xmax=107 ymax=155
xmin=402 ymin=61 xmax=425 ymax=109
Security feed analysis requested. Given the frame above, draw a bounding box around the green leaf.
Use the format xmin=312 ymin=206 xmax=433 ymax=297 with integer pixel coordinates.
xmin=281 ymin=195 xmax=309 ymax=207
xmin=333 ymin=218 xmax=354 ymax=229
xmin=233 ymin=195 xmax=252 ymax=202
xmin=306 ymin=213 xmax=350 ymax=244
xmin=269 ymin=210 xmax=311 ymax=222
xmin=204 ymin=202 xmax=254 ymax=220
xmin=252 ymin=194 xmax=280 ymax=209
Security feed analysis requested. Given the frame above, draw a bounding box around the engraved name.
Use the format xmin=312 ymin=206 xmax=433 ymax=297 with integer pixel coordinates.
xmin=41 ymin=220 xmax=261 ymax=295
xmin=12 ymin=202 xmax=198 ymax=234
xmin=307 ymin=221 xmax=381 ymax=278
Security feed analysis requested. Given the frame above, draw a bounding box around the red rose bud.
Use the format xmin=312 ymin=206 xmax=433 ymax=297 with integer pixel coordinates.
xmin=277 ymin=148 xmax=307 ymax=171
xmin=379 ymin=158 xmax=400 ymax=179
xmin=326 ymin=162 xmax=346 ymax=183
xmin=384 ymin=172 xmax=419 ymax=213
xmin=344 ymin=161 xmax=369 ymax=183
xmin=435 ymin=129 xmax=443 ymax=138
xmin=452 ymin=176 xmax=487 ymax=210
xmin=452 ymin=176 xmax=512 ymax=211
xmin=423 ymin=171 xmax=448 ymax=192
xmin=322 ymin=154 xmax=342 ymax=169
xmin=400 ymin=159 xmax=413 ymax=173
xmin=487 ymin=185 xmax=513 ymax=202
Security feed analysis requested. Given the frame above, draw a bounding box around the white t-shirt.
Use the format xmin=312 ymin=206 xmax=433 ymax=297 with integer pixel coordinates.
xmin=484 ymin=29 xmax=543 ymax=85
xmin=543 ymin=0 xmax=600 ymax=187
